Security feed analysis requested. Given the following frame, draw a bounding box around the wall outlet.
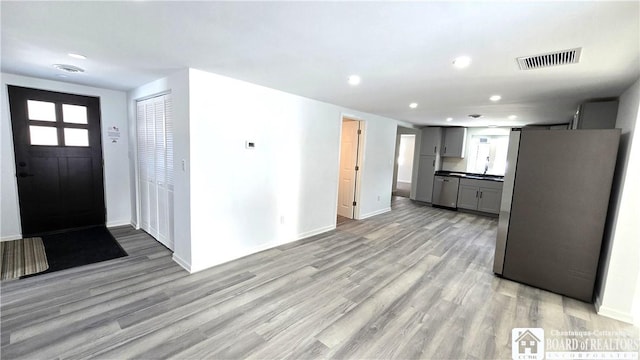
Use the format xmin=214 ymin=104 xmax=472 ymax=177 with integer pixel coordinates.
xmin=377 ymin=195 xmax=381 ymax=201
xmin=181 ymin=159 xmax=186 ymax=172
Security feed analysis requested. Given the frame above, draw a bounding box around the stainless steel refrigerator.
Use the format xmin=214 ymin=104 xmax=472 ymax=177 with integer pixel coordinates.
xmin=493 ymin=129 xmax=620 ymax=302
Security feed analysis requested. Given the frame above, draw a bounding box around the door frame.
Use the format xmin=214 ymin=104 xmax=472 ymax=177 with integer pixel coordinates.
xmin=7 ymin=85 xmax=106 ymax=236
xmin=393 ymin=126 xmax=419 ymax=199
xmin=336 ymin=114 xmax=366 ymax=220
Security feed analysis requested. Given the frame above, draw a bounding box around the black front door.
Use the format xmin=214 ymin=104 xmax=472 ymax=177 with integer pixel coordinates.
xmin=8 ymin=86 xmax=106 ymax=236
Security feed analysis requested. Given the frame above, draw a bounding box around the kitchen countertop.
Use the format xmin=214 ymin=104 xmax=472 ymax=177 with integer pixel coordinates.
xmin=434 ymin=170 xmax=504 ymax=182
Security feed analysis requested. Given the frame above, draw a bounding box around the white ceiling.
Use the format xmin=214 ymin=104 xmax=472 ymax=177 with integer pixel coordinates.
xmin=2 ymin=1 xmax=639 ymax=127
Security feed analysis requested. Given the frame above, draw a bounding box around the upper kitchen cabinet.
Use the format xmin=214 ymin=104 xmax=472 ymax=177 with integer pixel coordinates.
xmin=441 ymin=127 xmax=467 ymax=158
xmin=419 ymin=127 xmax=442 ymax=156
xmin=570 ymin=99 xmax=619 ymax=129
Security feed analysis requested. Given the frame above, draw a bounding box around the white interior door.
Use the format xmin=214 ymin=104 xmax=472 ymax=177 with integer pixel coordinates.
xmin=338 ymin=119 xmax=360 ymax=218
xmin=137 ymin=94 xmax=174 ymax=250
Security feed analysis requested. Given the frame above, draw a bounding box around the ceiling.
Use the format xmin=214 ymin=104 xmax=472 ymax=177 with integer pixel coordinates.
xmin=2 ymin=1 xmax=639 ymax=127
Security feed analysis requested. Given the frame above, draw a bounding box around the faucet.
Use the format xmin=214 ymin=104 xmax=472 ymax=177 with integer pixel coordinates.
xmin=484 ymin=156 xmax=490 ymax=175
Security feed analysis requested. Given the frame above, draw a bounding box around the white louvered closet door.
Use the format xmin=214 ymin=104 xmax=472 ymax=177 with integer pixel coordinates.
xmin=136 ymin=94 xmax=174 ymax=250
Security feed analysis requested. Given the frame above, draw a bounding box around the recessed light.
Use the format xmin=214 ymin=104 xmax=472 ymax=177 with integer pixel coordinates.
xmin=508 ymin=115 xmax=518 ymax=120
xmin=488 ymin=125 xmax=498 ymax=128
xmin=348 ymin=75 xmax=361 ymax=86
xmin=68 ymin=53 xmax=87 ymax=60
xmin=489 ymin=95 xmax=502 ymax=102
xmin=409 ymin=103 xmax=418 ymax=109
xmin=453 ymin=56 xmax=472 ymax=69
xmin=56 ymin=74 xmax=68 ymax=78
xmin=53 ymin=64 xmax=85 ymax=73
xmin=446 ymin=117 xmax=453 ymax=122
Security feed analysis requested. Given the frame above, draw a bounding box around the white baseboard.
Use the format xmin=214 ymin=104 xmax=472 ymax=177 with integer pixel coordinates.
xmin=594 ymin=293 xmax=602 ymax=312
xmin=188 ymin=224 xmax=336 ymax=274
xmin=595 ymin=295 xmax=635 ymax=324
xmin=295 ymin=224 xmax=335 ymax=240
xmin=1 ymin=234 xmax=22 ymax=242
xmin=359 ymin=207 xmax=391 ymax=220
xmin=172 ymin=253 xmax=192 ymax=273
xmin=106 ymin=220 xmax=133 ymax=228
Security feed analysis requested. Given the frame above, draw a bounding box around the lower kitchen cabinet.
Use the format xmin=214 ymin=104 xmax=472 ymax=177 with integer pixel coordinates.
xmin=457 ymin=184 xmax=480 ymax=210
xmin=477 ymin=187 xmax=501 ymax=213
xmin=456 ymin=178 xmax=503 ymax=214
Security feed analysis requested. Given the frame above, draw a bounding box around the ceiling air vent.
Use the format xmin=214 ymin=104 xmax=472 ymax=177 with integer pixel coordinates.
xmin=516 ymin=48 xmax=582 ymax=70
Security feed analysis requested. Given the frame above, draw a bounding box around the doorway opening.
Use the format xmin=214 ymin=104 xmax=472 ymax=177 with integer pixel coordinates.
xmin=337 ymin=116 xmax=364 ymax=222
xmin=392 ymin=133 xmax=416 ymax=198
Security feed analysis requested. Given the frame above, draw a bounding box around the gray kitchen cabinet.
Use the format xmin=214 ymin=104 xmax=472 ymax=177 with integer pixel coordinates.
xmin=420 ymin=127 xmax=442 ymax=156
xmin=415 ymin=155 xmax=436 ymax=202
xmin=441 ymin=127 xmax=467 ymax=158
xmin=457 ymin=183 xmax=479 ymax=210
xmin=571 ymin=100 xmax=619 ymax=130
xmin=456 ymin=178 xmax=503 ymax=214
xmin=477 ymin=187 xmax=501 ymax=213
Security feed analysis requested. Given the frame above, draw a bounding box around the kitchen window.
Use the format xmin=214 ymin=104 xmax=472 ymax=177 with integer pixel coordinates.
xmin=466 ymin=134 xmax=509 ymax=175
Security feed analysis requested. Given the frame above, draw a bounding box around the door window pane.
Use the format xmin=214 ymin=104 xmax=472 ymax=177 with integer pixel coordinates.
xmin=62 ymin=104 xmax=88 ymax=124
xmin=64 ymin=128 xmax=89 ymax=146
xmin=29 ymin=125 xmax=58 ymax=145
xmin=27 ymin=100 xmax=56 ymax=122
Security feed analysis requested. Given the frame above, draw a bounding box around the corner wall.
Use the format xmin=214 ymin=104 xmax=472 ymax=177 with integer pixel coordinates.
xmin=1 ymin=73 xmax=131 ymax=240
xmin=127 ymin=69 xmax=191 ymax=269
xmin=597 ymin=77 xmax=640 ymax=324
xmin=186 ymin=68 xmax=402 ymax=272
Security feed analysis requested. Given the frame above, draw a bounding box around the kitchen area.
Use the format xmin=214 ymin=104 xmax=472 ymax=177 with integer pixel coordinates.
xmin=412 ymin=125 xmax=508 ymax=216
xmin=408 ymin=99 xmax=623 ymax=304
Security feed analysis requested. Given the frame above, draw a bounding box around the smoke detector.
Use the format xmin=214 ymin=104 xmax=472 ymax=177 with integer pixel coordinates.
xmin=53 ymin=64 xmax=85 ymax=73
xmin=516 ymin=48 xmax=582 ymax=70
xmin=468 ymin=114 xmax=482 ymax=119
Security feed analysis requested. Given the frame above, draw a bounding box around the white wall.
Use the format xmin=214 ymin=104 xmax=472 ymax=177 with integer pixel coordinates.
xmin=597 ymin=77 xmax=640 ymax=324
xmin=441 ymin=127 xmax=511 ymax=173
xmin=1 ymin=73 xmax=131 ymax=240
xmin=183 ymin=68 xmax=401 ymax=272
xmin=127 ymin=69 xmax=191 ymax=269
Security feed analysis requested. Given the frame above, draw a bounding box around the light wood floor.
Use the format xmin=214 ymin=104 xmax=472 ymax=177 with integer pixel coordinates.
xmin=1 ymin=197 xmax=637 ymax=359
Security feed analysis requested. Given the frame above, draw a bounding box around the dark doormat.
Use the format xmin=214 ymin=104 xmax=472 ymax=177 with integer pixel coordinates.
xmin=22 ymin=226 xmax=127 ymax=278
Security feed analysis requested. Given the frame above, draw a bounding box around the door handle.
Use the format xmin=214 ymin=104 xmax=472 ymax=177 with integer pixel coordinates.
xmin=434 ymin=146 xmax=437 ymax=154
xmin=475 ymin=191 xmax=478 ymax=198
xmin=444 ymin=146 xmax=447 ymax=153
xmin=18 ymin=172 xmax=34 ymax=178
xmin=479 ymin=191 xmax=483 ymax=198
